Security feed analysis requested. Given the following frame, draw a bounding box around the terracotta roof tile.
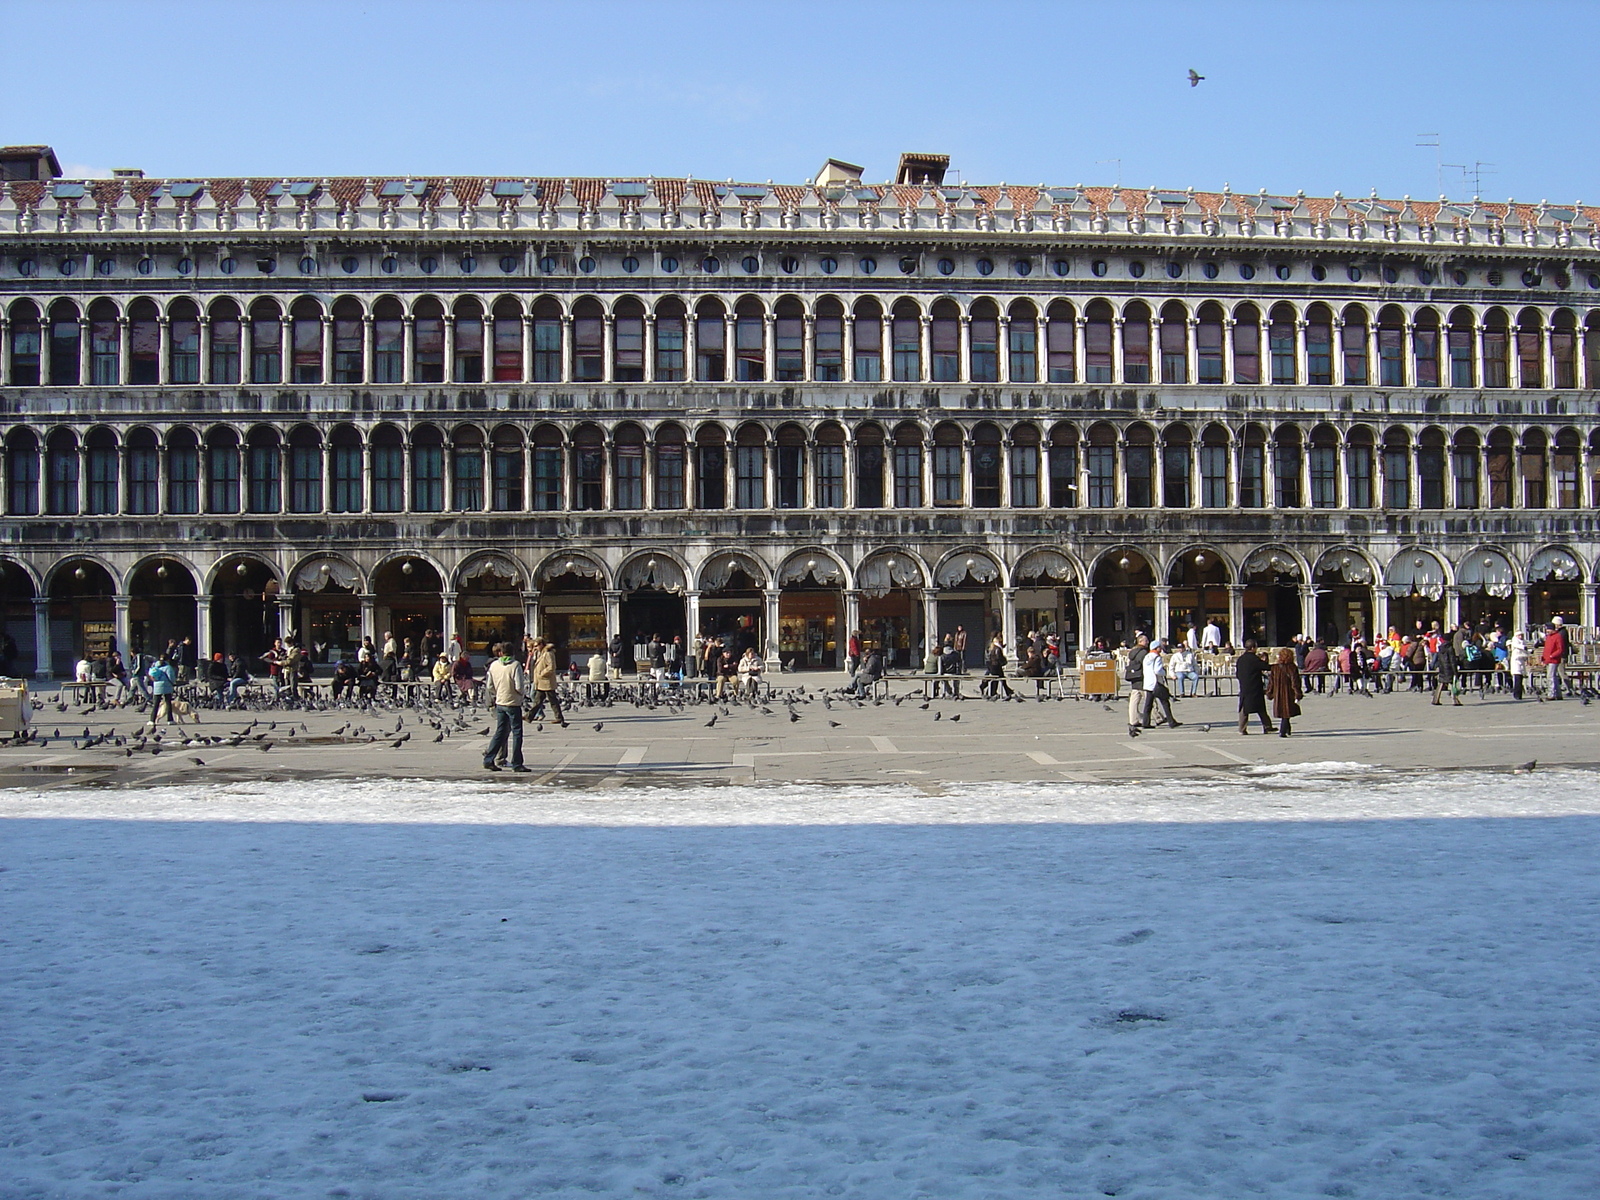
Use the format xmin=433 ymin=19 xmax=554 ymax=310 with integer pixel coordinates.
xmin=1005 ymin=185 xmax=1039 ymax=212
xmin=129 ymin=179 xmax=162 ymax=207
xmin=1116 ymin=188 xmax=1148 ymax=213
xmin=652 ymin=178 xmax=685 ymax=209
xmin=1192 ymin=192 xmax=1225 ymax=217
xmin=247 ymin=180 xmax=280 ymax=206
xmin=207 ymin=179 xmax=245 ymax=208
xmin=888 ymin=184 xmax=923 ymax=209
xmin=1306 ymin=196 xmax=1335 ymax=221
xmin=1410 ymin=200 xmax=1441 ymax=223
xmin=88 ymin=179 xmax=124 ymax=210
xmin=1511 ymin=203 xmax=1539 ymax=226
xmin=8 ymin=180 xmax=44 ymax=207
xmin=1478 ymin=202 xmax=1508 ymax=219
xmin=535 ymin=178 xmax=566 ymax=207
xmin=772 ymin=184 xmax=807 ymax=211
xmin=570 ymin=178 xmax=606 ymax=206
xmin=450 ymin=178 xmax=484 ymax=206
xmin=329 ymin=178 xmax=367 ymax=206
xmin=971 ymin=186 xmax=1000 ymax=208
xmin=1081 ymin=187 xmax=1114 ymax=212
xmin=690 ymin=180 xmax=724 ymax=208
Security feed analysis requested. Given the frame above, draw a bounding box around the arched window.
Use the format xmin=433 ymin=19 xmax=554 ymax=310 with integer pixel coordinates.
xmin=1413 ymin=308 xmax=1441 ymax=388
xmin=288 ymin=425 xmax=322 ymax=513
xmin=533 ymin=424 xmax=564 ymax=510
xmin=452 ymin=426 xmax=484 ymax=511
xmin=1482 ymin=309 xmax=1510 ymax=388
xmin=892 ymin=423 xmax=924 ymax=507
xmin=1268 ymin=304 xmax=1297 ymax=385
xmin=971 ymin=421 xmax=1001 ymax=505
xmin=1008 ymin=301 xmax=1038 ymax=383
xmin=774 ymin=423 xmax=804 ymax=508
xmin=1159 ymin=302 xmax=1188 ymax=384
xmin=1381 ymin=427 xmax=1410 ymax=508
xmin=331 ymin=297 xmax=363 ymax=384
xmin=532 ymin=298 xmax=563 ymax=382
xmin=1346 ymin=426 xmax=1375 ymax=508
xmin=1586 ymin=312 xmax=1600 ymax=389
xmin=453 ymin=298 xmax=484 ymax=383
xmin=1342 ymin=305 xmax=1369 ymax=384
xmin=890 ymin=300 xmax=920 ymax=382
xmin=814 ymin=299 xmax=844 ymax=382
xmin=1122 ymin=302 xmax=1152 ymax=383
xmin=1199 ymin=423 xmax=1228 ymax=506
xmin=613 ymin=298 xmax=645 ymax=382
xmin=1009 ymin=423 xmax=1040 ymax=507
xmin=1046 ymin=301 xmax=1076 ymax=383
xmin=1239 ymin=423 xmax=1266 ymax=507
xmin=89 ymin=299 xmax=120 ymax=385
xmin=1048 ymin=423 xmax=1078 ymax=507
xmin=1085 ymin=300 xmax=1114 ymax=383
xmin=491 ymin=425 xmax=523 ymax=511
xmin=849 ymin=299 xmax=881 ymax=382
xmin=250 ymin=299 xmax=283 ymax=385
xmin=1124 ymin=423 xmax=1155 ymax=507
xmin=245 ymin=426 xmax=282 ymax=513
xmin=128 ymin=299 xmax=160 ymax=385
xmin=1417 ymin=427 xmax=1446 ymax=508
xmin=814 ymin=421 xmax=845 ymax=507
xmin=370 ymin=425 xmax=403 ymax=512
xmin=571 ymin=299 xmax=604 ymax=383
xmin=652 ymin=423 xmax=684 ymax=510
xmin=1552 ymin=310 xmax=1578 ymax=389
xmin=209 ymin=300 xmax=242 ymax=384
xmin=85 ymin=428 xmax=118 ymax=515
xmin=1448 ymin=307 xmax=1475 ymax=387
xmin=289 ymin=298 xmax=322 ymax=385
xmin=855 ymin=422 xmax=885 ymax=508
xmin=1304 ymin=304 xmax=1333 ymax=385
xmin=734 ymin=424 xmax=766 ymax=507
xmin=574 ymin=425 xmax=606 ymax=510
xmin=1273 ymin=424 xmax=1302 ymax=507
xmin=654 ymin=299 xmax=687 ymax=382
xmin=47 ymin=428 xmax=80 ymax=514
xmin=1233 ymin=304 xmax=1261 ymax=384
xmin=933 ymin=422 xmax=964 ymax=504
xmin=734 ymin=300 xmax=765 ymax=382
xmin=1087 ymin=422 xmax=1117 ymax=507
xmin=329 ymin=425 xmax=364 ymax=513
xmin=1161 ymin=423 xmax=1192 ymax=506
xmin=412 ymin=297 xmax=444 ymax=384
xmin=411 ymin=424 xmax=443 ymax=512
xmin=931 ymin=300 xmax=960 ymax=382
xmin=1376 ymin=306 xmax=1405 ymax=387
xmin=168 ymin=299 xmax=200 ymax=384
xmin=1486 ymin=427 xmax=1513 ymax=507
xmin=613 ymin=422 xmax=645 ymax=509
xmin=695 ymin=300 xmax=726 ymax=382
xmin=205 ymin=426 xmax=239 ymax=514
xmin=372 ymin=298 xmax=403 ymax=384
xmin=1196 ymin=303 xmax=1224 ymax=384
xmin=1553 ymin=427 xmax=1580 ymax=508
xmin=492 ymin=298 xmax=523 ymax=382
xmin=1308 ymin=424 xmax=1338 ymax=508
xmin=48 ymin=300 xmax=80 ymax=386
xmin=969 ymin=300 xmax=999 ymax=383
xmin=5 ymin=428 xmax=40 ymax=514
xmin=774 ymin=298 xmax=804 ymax=382
xmin=1516 ymin=309 xmax=1544 ymax=389
xmin=694 ymin=425 xmax=726 ymax=508
xmin=166 ymin=427 xmax=199 ymax=514
xmin=7 ymin=302 xmax=42 ymax=387
xmin=1520 ymin=428 xmax=1548 ymax=508
xmin=1450 ymin=429 xmax=1479 ymax=508
xmin=126 ymin=427 xmax=159 ymax=515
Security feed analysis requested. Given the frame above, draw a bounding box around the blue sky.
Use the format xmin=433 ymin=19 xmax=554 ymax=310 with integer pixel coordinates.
xmin=4 ymin=0 xmax=1595 ymax=203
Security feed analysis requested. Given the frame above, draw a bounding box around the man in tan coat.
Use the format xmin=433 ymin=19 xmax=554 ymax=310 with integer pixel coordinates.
xmin=528 ymin=637 xmax=567 ymax=728
xmin=482 ymin=642 xmax=529 ymax=772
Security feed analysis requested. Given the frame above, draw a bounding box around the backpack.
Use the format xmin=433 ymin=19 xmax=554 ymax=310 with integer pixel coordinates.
xmin=1124 ymin=648 xmax=1146 ymax=684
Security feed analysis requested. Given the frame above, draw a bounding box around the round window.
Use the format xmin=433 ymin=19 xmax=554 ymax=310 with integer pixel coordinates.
xmin=419 ymin=255 xmax=438 ymax=274
xmin=137 ymin=257 xmax=154 ymax=276
xmin=858 ymin=256 xmax=876 ymax=274
xmin=975 ymin=258 xmax=994 ymax=276
xmin=1274 ymin=263 xmax=1291 ymax=280
xmin=1014 ymin=258 xmax=1033 ymax=277
xmin=1417 ymin=267 xmax=1433 ymax=285
xmin=702 ymin=256 xmax=720 ymax=273
xmin=1486 ymin=269 xmax=1503 ymax=286
xmin=1091 ymin=260 xmax=1108 ymax=277
xmin=60 ymin=258 xmax=78 ymax=276
xmin=218 ymin=257 xmax=236 ymax=275
xmin=299 ymin=256 xmax=316 ymax=275
xmin=380 ymin=256 xmax=397 ymax=274
xmin=460 ymin=255 xmax=477 ymax=274
xmin=661 ymin=255 xmax=679 ymax=273
xmin=340 ymin=255 xmax=358 ymax=274
xmin=177 ymin=257 xmax=193 ymax=276
xmin=578 ymin=256 xmax=596 ymax=274
xmin=498 ymin=255 xmax=518 ymax=273
xmin=1165 ymin=261 xmax=1182 ymax=279
xmin=96 ymin=257 xmax=114 ymax=276
xmin=1238 ymin=263 xmax=1255 ymax=280
xmin=1521 ymin=269 xmax=1541 ymax=287
xmin=538 ymin=256 xmax=558 ymax=274
xmin=780 ymin=255 xmax=799 ymax=274
xmin=1588 ymin=273 xmax=1600 ymax=290
xmin=1128 ymin=260 xmax=1145 ymax=278
xmin=1381 ymin=266 xmax=1398 ymax=283
xmin=1052 ymin=259 xmax=1070 ymax=277
xmin=17 ymin=258 xmax=35 ymax=277
xmin=899 ymin=256 xmax=918 ymax=275
xmin=621 ymin=256 xmax=639 ymax=273
xmin=1311 ymin=263 xmax=1327 ymax=281
xmin=937 ymin=258 xmax=955 ymax=275
xmin=819 ymin=256 xmax=837 ymax=274
xmin=1202 ymin=261 xmax=1219 ymax=280
xmin=257 ymin=256 xmax=276 ymax=275
xmin=1452 ymin=268 xmax=1467 ymax=285
xmin=742 ymin=255 xmax=760 ymax=273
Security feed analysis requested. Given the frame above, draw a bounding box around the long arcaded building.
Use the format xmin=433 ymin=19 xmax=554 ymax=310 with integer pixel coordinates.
xmin=1 ymin=144 xmax=1597 ymax=675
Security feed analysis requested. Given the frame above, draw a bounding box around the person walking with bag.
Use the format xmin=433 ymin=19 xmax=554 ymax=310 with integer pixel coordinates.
xmin=1235 ymin=639 xmax=1274 ymax=735
xmin=1267 ymin=647 xmax=1303 ymax=737
xmin=481 ymin=643 xmax=530 ymax=773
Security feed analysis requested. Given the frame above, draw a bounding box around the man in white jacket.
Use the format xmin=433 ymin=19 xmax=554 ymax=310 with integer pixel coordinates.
xmin=481 ymin=642 xmax=530 ymax=773
xmin=1140 ymin=639 xmax=1181 ymax=730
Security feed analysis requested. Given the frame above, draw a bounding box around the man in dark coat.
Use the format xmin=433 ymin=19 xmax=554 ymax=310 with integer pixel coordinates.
xmin=1235 ymin=638 xmax=1274 ymax=734
xmin=1432 ymin=631 xmax=1461 ymax=706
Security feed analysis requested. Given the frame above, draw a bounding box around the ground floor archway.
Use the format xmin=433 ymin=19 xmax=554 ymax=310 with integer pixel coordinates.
xmin=1092 ymin=549 xmax=1155 ymax=647
xmin=210 ymin=556 xmax=280 ymax=663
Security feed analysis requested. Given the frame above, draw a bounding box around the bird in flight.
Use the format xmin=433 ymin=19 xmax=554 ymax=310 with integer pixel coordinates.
xmin=1188 ymin=68 xmax=1205 ymax=87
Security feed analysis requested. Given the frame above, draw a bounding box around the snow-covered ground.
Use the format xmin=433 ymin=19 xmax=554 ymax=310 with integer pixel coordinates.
xmin=3 ymin=769 xmax=1598 ymax=1199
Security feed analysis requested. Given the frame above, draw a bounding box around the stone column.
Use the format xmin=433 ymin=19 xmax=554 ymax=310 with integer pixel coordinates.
xmin=440 ymin=590 xmax=458 ymax=647
xmin=602 ymin=314 xmax=615 ymax=382
xmin=1078 ymin=586 xmax=1095 ymax=650
xmin=919 ymin=314 xmax=932 ymax=383
xmin=276 ymin=593 xmax=297 ymax=643
xmin=443 ymin=310 xmax=456 ymax=383
xmin=1374 ymin=590 xmax=1391 ymax=642
xmin=359 ymin=593 xmax=377 ymax=646
xmin=762 ymin=313 xmax=775 ymax=383
xmin=239 ymin=316 xmax=253 ymax=385
xmin=1185 ymin=316 xmax=1199 ymax=384
xmin=198 ymin=315 xmax=212 ymax=384
xmin=762 ymin=587 xmax=782 ymax=671
xmin=644 ymin=314 xmax=657 ymax=383
xmin=1582 ymin=583 xmax=1598 ymax=629
xmin=1111 ymin=315 xmax=1124 ymax=384
xmin=401 ymin=315 xmax=415 ymax=384
xmin=521 ymin=313 xmax=535 ymax=382
xmin=361 ymin=314 xmax=374 ymax=383
xmin=1513 ymin=584 xmax=1530 ymax=634
xmin=157 ymin=316 xmax=172 ymax=385
xmin=602 ymin=589 xmax=623 ymax=644
xmin=1227 ymin=584 xmax=1245 ymax=647
xmin=33 ymin=597 xmax=52 ymax=680
xmin=684 ymin=589 xmax=702 ymax=645
xmin=0 ymin=316 xmax=9 ymax=387
xmin=802 ymin=313 xmax=815 ymax=382
xmin=1000 ymin=586 xmax=1018 ymax=660
xmin=922 ymin=588 xmax=940 ymax=668
xmin=320 ymin=313 xmax=334 ymax=384
xmin=194 ymin=596 xmax=212 ymax=664
xmin=524 ymin=589 xmax=541 ymax=642
xmin=112 ymin=594 xmax=132 ymax=660
xmin=1444 ymin=585 xmax=1461 ymax=629
xmin=843 ymin=589 xmax=862 ymax=650
xmin=1152 ymin=585 xmax=1171 ymax=644
xmin=1299 ymin=585 xmax=1317 ymax=641
xmin=997 ymin=315 xmax=1011 ymax=384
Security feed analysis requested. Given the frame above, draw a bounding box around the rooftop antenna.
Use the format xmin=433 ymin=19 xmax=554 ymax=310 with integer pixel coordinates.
xmin=1416 ymin=132 xmax=1441 ymax=194
xmin=1443 ymin=160 xmax=1497 ymax=197
xmin=1096 ymin=158 xmax=1122 ymax=188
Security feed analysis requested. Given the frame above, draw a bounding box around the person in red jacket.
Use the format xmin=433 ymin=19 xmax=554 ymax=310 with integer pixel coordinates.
xmin=1541 ymin=616 xmax=1569 ymax=700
